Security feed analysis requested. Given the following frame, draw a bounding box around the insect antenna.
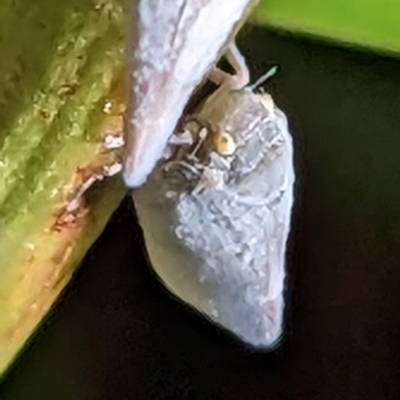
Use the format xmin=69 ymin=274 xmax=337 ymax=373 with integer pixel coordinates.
xmin=249 ymin=65 xmax=279 ymax=92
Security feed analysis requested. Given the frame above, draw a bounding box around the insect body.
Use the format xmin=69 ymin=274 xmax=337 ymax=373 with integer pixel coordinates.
xmin=133 ymin=48 xmax=295 ymax=348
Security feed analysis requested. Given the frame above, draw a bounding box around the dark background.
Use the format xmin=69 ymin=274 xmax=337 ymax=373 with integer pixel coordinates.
xmin=1 ymin=27 xmax=400 ymax=399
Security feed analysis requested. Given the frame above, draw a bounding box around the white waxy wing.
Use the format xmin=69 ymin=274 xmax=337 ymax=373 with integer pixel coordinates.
xmin=133 ymin=85 xmax=295 ymax=348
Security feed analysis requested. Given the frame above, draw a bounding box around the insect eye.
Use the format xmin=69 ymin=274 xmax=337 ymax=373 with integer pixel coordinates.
xmin=214 ymin=131 xmax=236 ymax=156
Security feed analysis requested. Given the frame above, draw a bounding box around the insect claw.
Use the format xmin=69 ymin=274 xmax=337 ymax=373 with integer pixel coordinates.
xmin=189 ymin=127 xmax=208 ymax=158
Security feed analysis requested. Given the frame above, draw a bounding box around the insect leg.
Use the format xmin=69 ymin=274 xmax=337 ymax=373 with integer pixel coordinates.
xmin=208 ymin=42 xmax=250 ymax=90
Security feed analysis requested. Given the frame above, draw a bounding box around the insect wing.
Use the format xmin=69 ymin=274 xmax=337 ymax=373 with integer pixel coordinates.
xmin=133 ymin=87 xmax=295 ymax=348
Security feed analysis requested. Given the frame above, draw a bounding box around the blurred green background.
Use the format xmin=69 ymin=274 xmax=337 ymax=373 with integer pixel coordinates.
xmin=255 ymin=0 xmax=400 ymax=57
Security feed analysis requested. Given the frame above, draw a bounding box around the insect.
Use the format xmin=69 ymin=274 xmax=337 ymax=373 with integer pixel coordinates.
xmin=133 ymin=44 xmax=295 ymax=348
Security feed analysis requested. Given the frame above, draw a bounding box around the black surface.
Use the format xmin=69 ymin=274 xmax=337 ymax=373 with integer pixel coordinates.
xmin=2 ymin=27 xmax=400 ymax=399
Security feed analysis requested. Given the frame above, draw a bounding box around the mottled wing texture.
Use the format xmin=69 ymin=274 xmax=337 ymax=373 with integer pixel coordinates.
xmin=134 ymin=85 xmax=295 ymax=348
xmin=124 ymin=0 xmax=258 ymax=187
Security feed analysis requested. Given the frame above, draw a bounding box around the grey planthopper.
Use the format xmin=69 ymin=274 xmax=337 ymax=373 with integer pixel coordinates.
xmin=125 ymin=0 xmax=295 ymax=348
